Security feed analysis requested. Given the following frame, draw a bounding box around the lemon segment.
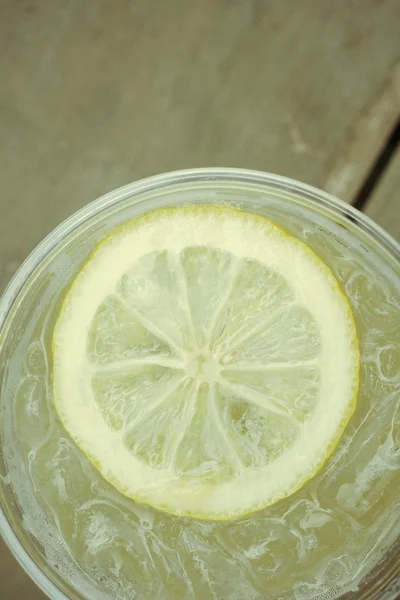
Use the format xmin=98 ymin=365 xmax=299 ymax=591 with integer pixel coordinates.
xmin=53 ymin=206 xmax=359 ymax=520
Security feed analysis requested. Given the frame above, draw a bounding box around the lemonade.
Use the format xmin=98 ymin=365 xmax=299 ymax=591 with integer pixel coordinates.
xmin=0 ymin=170 xmax=399 ymax=600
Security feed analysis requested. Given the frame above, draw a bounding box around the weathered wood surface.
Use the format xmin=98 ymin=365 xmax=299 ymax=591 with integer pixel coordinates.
xmin=0 ymin=541 xmax=45 ymax=600
xmin=1 ymin=0 xmax=400 ymax=289
xmin=364 ymin=149 xmax=400 ymax=242
xmin=0 ymin=1 xmax=399 ymax=598
xmin=324 ymin=66 xmax=400 ymax=202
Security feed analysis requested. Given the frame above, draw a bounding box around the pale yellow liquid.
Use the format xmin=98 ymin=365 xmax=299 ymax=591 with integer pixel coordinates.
xmin=2 ymin=206 xmax=400 ymax=600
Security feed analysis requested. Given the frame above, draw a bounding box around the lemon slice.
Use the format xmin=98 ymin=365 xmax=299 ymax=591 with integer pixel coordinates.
xmin=53 ymin=206 xmax=359 ymax=520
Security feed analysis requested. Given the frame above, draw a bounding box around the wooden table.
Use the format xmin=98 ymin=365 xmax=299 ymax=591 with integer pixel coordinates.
xmin=0 ymin=1 xmax=399 ymax=598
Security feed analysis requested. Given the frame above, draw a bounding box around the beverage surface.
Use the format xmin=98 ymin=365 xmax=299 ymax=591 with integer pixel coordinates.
xmin=2 ymin=203 xmax=399 ymax=600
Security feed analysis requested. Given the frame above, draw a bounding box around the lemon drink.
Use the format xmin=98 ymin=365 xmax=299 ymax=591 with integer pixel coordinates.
xmin=1 ymin=173 xmax=399 ymax=600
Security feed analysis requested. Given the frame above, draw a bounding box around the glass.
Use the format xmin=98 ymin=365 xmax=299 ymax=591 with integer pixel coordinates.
xmin=0 ymin=168 xmax=399 ymax=600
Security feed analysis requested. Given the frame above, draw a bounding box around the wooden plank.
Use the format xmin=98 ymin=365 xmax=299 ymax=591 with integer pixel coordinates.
xmin=364 ymin=149 xmax=400 ymax=242
xmin=0 ymin=539 xmax=46 ymax=600
xmin=324 ymin=65 xmax=400 ymax=201
xmin=0 ymin=0 xmax=400 ymax=291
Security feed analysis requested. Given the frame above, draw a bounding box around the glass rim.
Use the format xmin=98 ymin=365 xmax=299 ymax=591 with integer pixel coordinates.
xmin=0 ymin=167 xmax=399 ymax=600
